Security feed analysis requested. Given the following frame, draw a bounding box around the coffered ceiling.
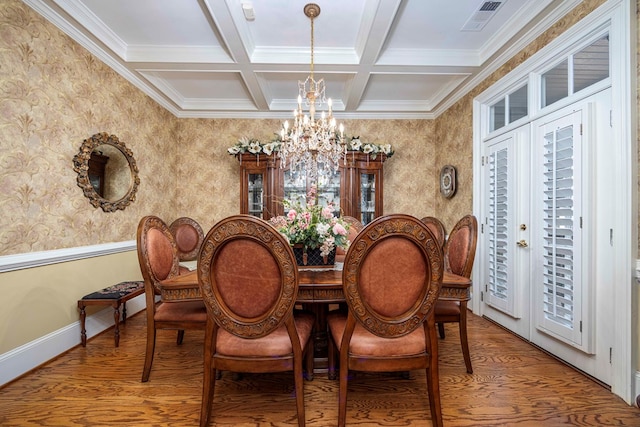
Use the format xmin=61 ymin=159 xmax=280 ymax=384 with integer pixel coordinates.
xmin=25 ymin=0 xmax=578 ymax=119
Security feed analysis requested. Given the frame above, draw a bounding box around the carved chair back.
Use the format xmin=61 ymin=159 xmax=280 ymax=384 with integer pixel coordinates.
xmin=443 ymin=215 xmax=478 ymax=279
xmin=197 ymin=215 xmax=312 ymax=427
xmin=169 ymin=217 xmax=205 ymax=261
xmin=420 ymin=216 xmax=447 ymax=251
xmin=137 ymin=215 xmax=181 ymax=297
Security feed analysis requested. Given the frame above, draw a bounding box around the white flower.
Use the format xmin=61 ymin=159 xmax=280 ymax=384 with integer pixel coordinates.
xmin=238 ymin=136 xmax=251 ymax=148
xmin=263 ymin=143 xmax=274 ymax=156
xmin=227 ymin=146 xmax=240 ymax=154
xmin=248 ymin=141 xmax=261 ymax=154
xmin=316 ymin=222 xmax=330 ymax=236
xmin=381 ymin=144 xmax=392 ymax=155
xmin=362 ymin=143 xmax=375 ymax=154
xmin=349 ymin=138 xmax=362 ymax=150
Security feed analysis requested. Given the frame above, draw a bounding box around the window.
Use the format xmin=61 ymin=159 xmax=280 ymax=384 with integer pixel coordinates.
xmin=489 ymin=84 xmax=528 ymax=132
xmin=541 ymin=34 xmax=609 ymax=108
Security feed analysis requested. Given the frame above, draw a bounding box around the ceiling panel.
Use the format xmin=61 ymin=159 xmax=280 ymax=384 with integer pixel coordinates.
xmin=27 ymin=0 xmax=576 ymax=119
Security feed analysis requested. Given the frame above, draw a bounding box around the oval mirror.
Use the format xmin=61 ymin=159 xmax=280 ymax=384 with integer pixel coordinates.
xmin=73 ymin=133 xmax=140 ymax=212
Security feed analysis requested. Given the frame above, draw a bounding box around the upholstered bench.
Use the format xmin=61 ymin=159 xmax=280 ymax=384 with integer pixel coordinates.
xmin=78 ymin=281 xmax=145 ymax=347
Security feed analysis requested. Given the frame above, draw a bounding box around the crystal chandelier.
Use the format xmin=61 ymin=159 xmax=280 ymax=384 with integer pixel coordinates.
xmin=279 ymin=3 xmax=345 ymax=181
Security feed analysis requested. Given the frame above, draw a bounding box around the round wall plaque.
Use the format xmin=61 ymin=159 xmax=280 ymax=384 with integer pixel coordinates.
xmin=440 ymin=165 xmax=457 ymax=199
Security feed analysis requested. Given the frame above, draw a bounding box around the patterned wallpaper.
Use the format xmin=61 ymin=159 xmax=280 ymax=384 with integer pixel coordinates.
xmin=0 ymin=0 xmax=633 ymax=257
xmin=0 ymin=1 xmax=436 ymax=256
xmin=173 ymin=118 xmax=437 ymax=233
xmin=0 ymin=1 xmax=178 ymax=255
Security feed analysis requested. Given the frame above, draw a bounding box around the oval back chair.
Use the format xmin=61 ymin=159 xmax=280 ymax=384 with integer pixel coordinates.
xmin=136 ymin=215 xmax=207 ymax=382
xmin=435 ymin=214 xmax=478 ymax=374
xmin=420 ymin=216 xmax=447 ymax=251
xmin=327 ymin=214 xmax=444 ymax=427
xmin=197 ymin=215 xmax=314 ymax=427
xmin=169 ymin=217 xmax=205 ymax=261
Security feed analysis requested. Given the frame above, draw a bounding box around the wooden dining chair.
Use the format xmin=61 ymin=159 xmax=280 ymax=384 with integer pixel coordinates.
xmin=169 ymin=216 xmax=205 ymax=262
xmin=136 ymin=215 xmax=207 ymax=382
xmin=197 ymin=215 xmax=315 ymax=427
xmin=335 ymin=215 xmax=363 ymax=264
xmin=420 ymin=216 xmax=447 ymax=251
xmin=327 ymin=214 xmax=444 ymax=427
xmin=435 ymin=214 xmax=478 ymax=374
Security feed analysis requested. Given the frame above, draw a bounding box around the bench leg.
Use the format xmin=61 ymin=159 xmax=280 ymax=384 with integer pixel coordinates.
xmin=79 ymin=303 xmax=87 ymax=347
xmin=113 ymin=304 xmax=121 ymax=347
xmin=122 ymin=301 xmax=128 ymax=323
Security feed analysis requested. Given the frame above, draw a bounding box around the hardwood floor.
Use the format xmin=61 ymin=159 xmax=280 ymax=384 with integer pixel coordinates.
xmin=1 ymin=310 xmax=638 ymax=426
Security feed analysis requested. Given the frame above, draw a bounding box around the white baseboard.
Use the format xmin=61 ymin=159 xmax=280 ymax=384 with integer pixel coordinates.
xmin=0 ymin=294 xmax=146 ymax=387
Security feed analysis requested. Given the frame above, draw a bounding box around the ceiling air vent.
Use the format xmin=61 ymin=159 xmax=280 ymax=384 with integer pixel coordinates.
xmin=461 ymin=1 xmax=505 ymax=32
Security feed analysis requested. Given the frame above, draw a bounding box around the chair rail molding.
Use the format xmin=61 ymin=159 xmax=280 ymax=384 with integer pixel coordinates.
xmin=0 ymin=241 xmax=136 ymax=273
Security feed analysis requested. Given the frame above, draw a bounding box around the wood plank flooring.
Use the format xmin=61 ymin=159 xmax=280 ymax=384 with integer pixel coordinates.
xmin=1 ymin=310 xmax=638 ymax=426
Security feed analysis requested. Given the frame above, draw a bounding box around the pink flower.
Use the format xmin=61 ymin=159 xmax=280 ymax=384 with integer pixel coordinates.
xmin=333 ymin=223 xmax=347 ymax=236
xmin=321 ymin=206 xmax=334 ymax=219
xmin=287 ymin=209 xmax=297 ymax=221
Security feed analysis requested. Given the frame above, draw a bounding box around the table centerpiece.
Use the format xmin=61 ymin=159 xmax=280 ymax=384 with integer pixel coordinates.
xmin=269 ymin=185 xmax=350 ymax=267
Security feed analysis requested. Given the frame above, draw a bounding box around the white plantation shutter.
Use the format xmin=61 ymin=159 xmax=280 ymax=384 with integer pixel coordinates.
xmin=534 ymin=110 xmax=585 ymax=349
xmin=485 ymin=137 xmax=517 ymax=316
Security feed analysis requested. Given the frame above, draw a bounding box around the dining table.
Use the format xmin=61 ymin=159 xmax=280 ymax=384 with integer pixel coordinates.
xmin=159 ymin=267 xmax=471 ymax=303
xmin=157 ymin=266 xmax=471 ymax=377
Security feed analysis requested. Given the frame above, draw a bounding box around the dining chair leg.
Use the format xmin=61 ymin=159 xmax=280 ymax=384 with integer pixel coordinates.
xmin=337 ymin=361 xmax=349 ymax=427
xmin=437 ymin=322 xmax=445 ymax=339
xmin=426 ymin=317 xmax=444 ymax=427
xmin=459 ymin=302 xmax=473 ymax=374
xmin=294 ymin=355 xmax=306 ymax=427
xmin=327 ymin=335 xmax=337 ymax=380
xmin=141 ymin=328 xmax=156 ymax=382
xmin=304 ymin=336 xmax=314 ymax=380
xmin=200 ymin=321 xmax=216 ymax=427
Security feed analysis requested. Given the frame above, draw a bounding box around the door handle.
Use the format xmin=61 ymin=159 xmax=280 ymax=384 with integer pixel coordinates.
xmin=517 ymin=240 xmax=528 ymax=248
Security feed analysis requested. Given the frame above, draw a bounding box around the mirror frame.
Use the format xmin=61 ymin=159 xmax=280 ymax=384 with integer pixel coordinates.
xmin=72 ymin=132 xmax=140 ymax=212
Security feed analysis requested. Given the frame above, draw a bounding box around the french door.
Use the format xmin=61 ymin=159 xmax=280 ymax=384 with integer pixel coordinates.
xmin=480 ymin=90 xmax=613 ymax=384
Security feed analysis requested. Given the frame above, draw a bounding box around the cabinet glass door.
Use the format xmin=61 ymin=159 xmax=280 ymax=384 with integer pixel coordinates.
xmin=283 ymin=162 xmax=340 ymax=213
xmin=360 ymin=173 xmax=375 ymax=224
xmin=317 ymin=164 xmax=340 ymax=212
xmin=248 ymin=173 xmax=264 ymax=217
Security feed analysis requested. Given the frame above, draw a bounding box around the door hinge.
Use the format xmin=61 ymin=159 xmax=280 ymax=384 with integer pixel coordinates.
xmin=580 ymin=123 xmax=583 ymax=135
xmin=610 ymin=228 xmax=613 ymax=246
xmin=610 ymin=347 xmax=613 ymax=363
xmin=579 ymin=217 xmax=582 ymax=228
xmin=579 ymin=321 xmax=582 ymax=332
xmin=482 ymin=156 xmax=485 ymax=166
xmin=480 ymin=291 xmax=484 ymax=302
xmin=481 ymin=223 xmax=484 ymax=233
xmin=610 ymin=110 xmax=613 ymax=127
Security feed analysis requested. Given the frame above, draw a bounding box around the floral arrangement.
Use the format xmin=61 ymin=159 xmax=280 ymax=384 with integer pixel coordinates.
xmin=227 ymin=135 xmax=394 ymax=159
xmin=269 ymin=185 xmax=350 ymax=257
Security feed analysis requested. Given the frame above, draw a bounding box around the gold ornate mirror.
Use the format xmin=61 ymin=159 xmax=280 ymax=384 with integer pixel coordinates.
xmin=73 ymin=132 xmax=140 ymax=212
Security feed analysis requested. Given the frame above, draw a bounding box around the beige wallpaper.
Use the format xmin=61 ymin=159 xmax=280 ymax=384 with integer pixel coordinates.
xmin=0 ymin=1 xmax=178 ymax=255
xmin=0 ymin=0 xmax=632 ymax=258
xmin=173 ymin=118 xmax=437 ymax=233
xmin=0 ymin=1 xmax=438 ymax=257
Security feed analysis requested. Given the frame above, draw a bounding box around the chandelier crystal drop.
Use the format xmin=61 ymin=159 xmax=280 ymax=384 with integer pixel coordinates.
xmin=279 ymin=3 xmax=345 ymax=181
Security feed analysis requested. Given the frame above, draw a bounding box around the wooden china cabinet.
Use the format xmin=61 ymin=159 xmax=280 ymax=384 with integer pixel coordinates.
xmin=237 ymin=151 xmax=388 ymax=225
